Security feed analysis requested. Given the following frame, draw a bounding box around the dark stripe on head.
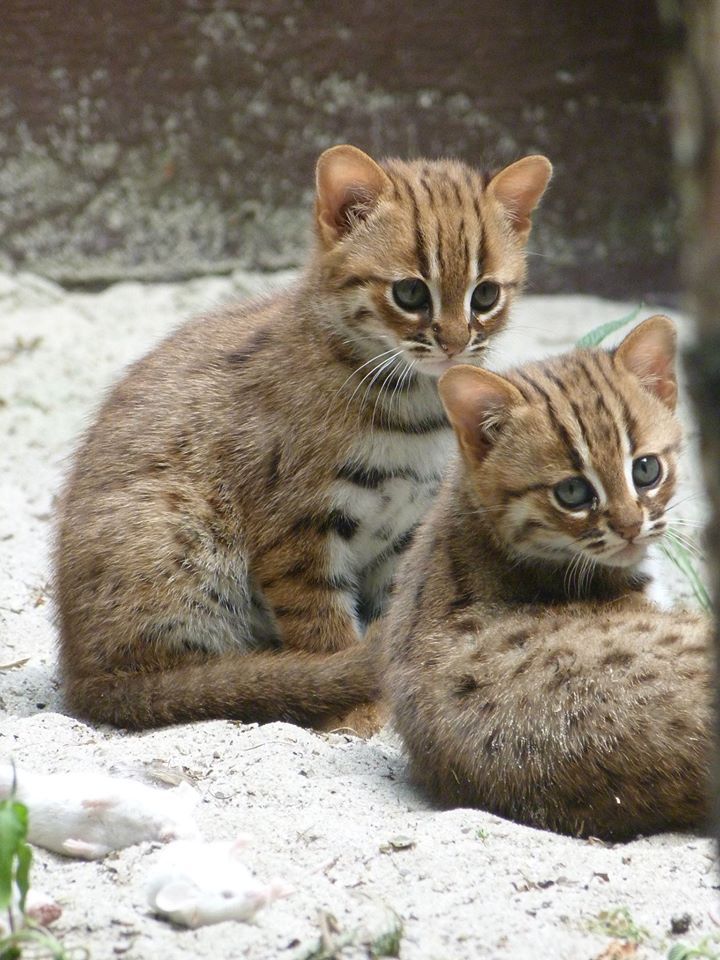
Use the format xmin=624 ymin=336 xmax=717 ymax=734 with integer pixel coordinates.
xmin=225 ymin=327 xmax=272 ymax=367
xmin=419 ymin=177 xmax=435 ymax=207
xmin=543 ymin=367 xmax=593 ymax=452
xmin=516 ymin=371 xmax=584 ymax=473
xmin=577 ymin=357 xmax=626 ymax=455
xmin=450 ymin=178 xmax=463 ymax=207
xmin=594 ymin=353 xmax=640 ymax=452
xmin=462 ymin=225 xmax=470 ymax=268
xmin=383 ymin=171 xmax=402 ymax=203
xmin=510 ymin=378 xmax=534 ymax=403
xmin=477 ymin=222 xmax=487 ymax=278
xmin=401 ymin=177 xmax=430 ymax=279
xmin=437 ymin=219 xmax=450 ymax=277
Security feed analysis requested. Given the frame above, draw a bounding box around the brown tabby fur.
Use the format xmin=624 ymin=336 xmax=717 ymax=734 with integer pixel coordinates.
xmin=384 ymin=317 xmax=713 ymax=839
xmin=55 ymin=144 xmax=552 ymax=730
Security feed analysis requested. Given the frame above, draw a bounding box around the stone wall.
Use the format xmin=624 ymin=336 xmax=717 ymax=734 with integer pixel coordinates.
xmin=0 ymin=0 xmax=675 ymax=296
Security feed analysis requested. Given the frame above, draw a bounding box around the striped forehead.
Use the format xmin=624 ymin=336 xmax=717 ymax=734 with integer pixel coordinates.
xmin=510 ymin=353 xmax=633 ymax=498
xmin=381 ymin=159 xmax=488 ymax=292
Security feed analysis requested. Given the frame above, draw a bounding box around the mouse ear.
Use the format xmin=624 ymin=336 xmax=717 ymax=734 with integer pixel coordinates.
xmin=154 ymin=880 xmax=198 ymax=915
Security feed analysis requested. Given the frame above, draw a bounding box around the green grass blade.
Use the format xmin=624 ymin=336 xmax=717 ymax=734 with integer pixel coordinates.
xmin=661 ymin=529 xmax=712 ymax=611
xmin=575 ymin=304 xmax=643 ymax=348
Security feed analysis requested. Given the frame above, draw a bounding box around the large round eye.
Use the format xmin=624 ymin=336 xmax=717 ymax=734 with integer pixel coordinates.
xmin=392 ymin=278 xmax=431 ymax=312
xmin=554 ymin=476 xmax=596 ymax=510
xmin=632 ymin=455 xmax=661 ymax=489
xmin=470 ymin=281 xmax=500 ymax=314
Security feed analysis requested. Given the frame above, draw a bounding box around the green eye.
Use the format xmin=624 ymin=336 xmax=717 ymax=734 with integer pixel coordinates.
xmin=392 ymin=278 xmax=431 ymax=312
xmin=554 ymin=476 xmax=596 ymax=510
xmin=470 ymin=281 xmax=500 ymax=313
xmin=632 ymin=455 xmax=661 ymax=488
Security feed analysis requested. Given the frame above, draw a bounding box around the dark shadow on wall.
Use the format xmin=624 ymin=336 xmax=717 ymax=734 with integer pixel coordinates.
xmin=1 ymin=0 xmax=675 ymax=297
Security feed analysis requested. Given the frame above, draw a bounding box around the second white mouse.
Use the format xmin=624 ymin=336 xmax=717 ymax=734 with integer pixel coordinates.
xmin=146 ymin=838 xmax=293 ymax=928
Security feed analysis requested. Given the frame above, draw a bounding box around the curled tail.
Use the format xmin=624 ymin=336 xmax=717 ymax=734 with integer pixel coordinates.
xmin=64 ymin=642 xmax=379 ymax=730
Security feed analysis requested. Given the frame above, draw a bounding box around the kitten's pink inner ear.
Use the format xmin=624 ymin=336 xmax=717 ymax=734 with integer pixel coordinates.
xmin=614 ymin=314 xmax=678 ymax=410
xmin=488 ymin=155 xmax=553 ymax=236
xmin=439 ymin=365 xmax=524 ymax=462
xmin=315 ymin=145 xmax=391 ymax=245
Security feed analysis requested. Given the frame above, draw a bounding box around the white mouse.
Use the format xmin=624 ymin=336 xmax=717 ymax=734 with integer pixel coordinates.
xmin=0 ymin=764 xmax=200 ymax=859
xmin=146 ymin=838 xmax=293 ymax=928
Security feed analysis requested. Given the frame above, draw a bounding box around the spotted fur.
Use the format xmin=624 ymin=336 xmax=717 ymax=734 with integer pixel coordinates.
xmin=384 ymin=317 xmax=712 ymax=839
xmin=55 ymin=144 xmax=552 ymax=729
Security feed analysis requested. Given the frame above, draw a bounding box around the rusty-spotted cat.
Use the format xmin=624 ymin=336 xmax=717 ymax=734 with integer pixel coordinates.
xmin=384 ymin=316 xmax=711 ymax=839
xmin=56 ymin=144 xmax=552 ymax=729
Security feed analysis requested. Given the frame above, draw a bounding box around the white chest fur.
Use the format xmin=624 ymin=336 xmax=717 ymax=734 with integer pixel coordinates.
xmin=330 ymin=425 xmax=456 ymax=575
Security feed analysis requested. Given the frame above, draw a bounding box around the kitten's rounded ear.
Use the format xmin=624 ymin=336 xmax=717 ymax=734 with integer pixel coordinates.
xmin=315 ymin=145 xmax=392 ymax=248
xmin=614 ymin=314 xmax=678 ymax=410
xmin=439 ymin=365 xmax=525 ymax=463
xmin=487 ymin=155 xmax=553 ymax=240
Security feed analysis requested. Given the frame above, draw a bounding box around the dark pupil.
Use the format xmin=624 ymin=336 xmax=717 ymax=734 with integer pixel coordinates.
xmin=471 ymin=281 xmax=500 ymax=313
xmin=632 ymin=456 xmax=661 ymax=488
xmin=555 ymin=476 xmax=594 ymax=509
xmin=392 ymin=278 xmax=430 ymax=311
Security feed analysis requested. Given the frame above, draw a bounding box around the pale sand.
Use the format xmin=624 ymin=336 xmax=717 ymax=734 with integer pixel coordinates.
xmin=0 ymin=271 xmax=716 ymax=959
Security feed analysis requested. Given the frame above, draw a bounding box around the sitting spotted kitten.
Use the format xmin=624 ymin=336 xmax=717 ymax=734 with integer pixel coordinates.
xmin=384 ymin=316 xmax=712 ymax=839
xmin=55 ymin=144 xmax=552 ymax=729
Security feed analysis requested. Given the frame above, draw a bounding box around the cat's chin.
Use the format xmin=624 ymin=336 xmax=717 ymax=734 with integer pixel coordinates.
xmin=416 ymin=358 xmax=469 ymax=378
xmin=597 ymin=543 xmax=648 ymax=569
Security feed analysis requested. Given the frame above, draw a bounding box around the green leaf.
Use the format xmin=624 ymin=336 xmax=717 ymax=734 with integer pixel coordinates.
xmin=575 ymin=304 xmax=642 ymax=349
xmin=0 ymin=801 xmax=28 ymax=910
xmin=15 ymin=841 xmax=31 ymax=913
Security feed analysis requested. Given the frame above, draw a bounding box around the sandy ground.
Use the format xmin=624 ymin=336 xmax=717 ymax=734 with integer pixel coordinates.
xmin=0 ymin=270 xmax=717 ymax=959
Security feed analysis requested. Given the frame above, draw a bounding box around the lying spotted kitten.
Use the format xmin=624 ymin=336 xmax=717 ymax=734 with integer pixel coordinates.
xmin=384 ymin=316 xmax=711 ymax=839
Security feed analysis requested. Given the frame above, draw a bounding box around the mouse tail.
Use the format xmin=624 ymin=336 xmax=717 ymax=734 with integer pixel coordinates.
xmin=62 ymin=640 xmax=379 ymax=730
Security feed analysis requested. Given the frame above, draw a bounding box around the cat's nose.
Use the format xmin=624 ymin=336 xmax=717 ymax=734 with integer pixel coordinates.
xmin=431 ymin=322 xmax=470 ymax=357
xmin=608 ymin=512 xmax=643 ymax=542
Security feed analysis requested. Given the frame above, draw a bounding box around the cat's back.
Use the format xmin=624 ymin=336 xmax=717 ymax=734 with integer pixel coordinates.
xmin=60 ymin=289 xmax=296 ymax=498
